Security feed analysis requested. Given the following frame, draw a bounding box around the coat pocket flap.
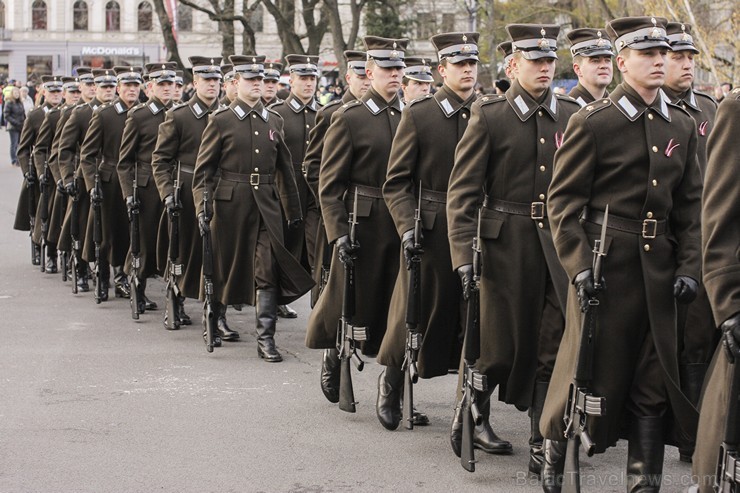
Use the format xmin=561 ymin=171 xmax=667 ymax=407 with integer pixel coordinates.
xmin=421 ymin=209 xmax=436 ymax=230
xmin=99 ymin=168 xmax=113 ymax=183
xmin=480 ymin=216 xmax=504 ymax=239
xmin=353 ymin=197 xmax=373 ymax=217
xmin=214 ymin=182 xmax=234 ymax=201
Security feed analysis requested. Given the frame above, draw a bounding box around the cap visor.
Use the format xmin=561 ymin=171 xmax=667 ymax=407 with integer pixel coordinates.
xmin=198 ymin=73 xmax=222 ymax=79
xmin=239 ymin=73 xmax=264 ymax=79
xmin=622 ymin=40 xmax=671 ymax=51
xmin=350 ymin=67 xmax=367 ymax=76
xmin=520 ymin=51 xmax=558 ymax=60
xmin=447 ymin=54 xmax=480 ymax=64
xmin=374 ymin=60 xmax=406 ymax=69
xmin=579 ymin=49 xmax=615 ymax=57
xmin=406 ymin=74 xmax=434 ymax=83
xmin=670 ymin=45 xmax=699 ymax=54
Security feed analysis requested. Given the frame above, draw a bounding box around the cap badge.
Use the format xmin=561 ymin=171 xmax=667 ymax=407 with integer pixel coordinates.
xmin=306 ymin=57 xmax=310 ymax=63
xmin=252 ymin=57 xmax=256 ymax=63
xmin=538 ymin=28 xmax=550 ymax=49
xmin=462 ymin=44 xmax=471 ymax=53
xmin=162 ymin=64 xmax=166 ymax=69
xmin=251 ymin=64 xmax=259 ymax=71
xmin=390 ymin=41 xmax=399 ymax=59
xmin=462 ymin=34 xmax=468 ymax=43
xmin=596 ymin=31 xmax=608 ymax=47
xmin=210 ymin=58 xmax=215 ymax=64
xmin=680 ymin=24 xmax=690 ymax=41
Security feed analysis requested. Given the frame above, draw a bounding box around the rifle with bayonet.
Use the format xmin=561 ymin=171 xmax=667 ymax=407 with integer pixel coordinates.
xmin=164 ymin=162 xmax=183 ymax=330
xmin=459 ymin=206 xmax=487 ymax=472
xmin=337 ymin=188 xmax=368 ymax=413
xmin=27 ymin=152 xmax=38 ymax=265
xmin=38 ymin=155 xmax=51 ymax=273
xmin=402 ymin=185 xmax=423 ymax=430
xmin=202 ymin=189 xmax=218 ymax=352
xmin=129 ymin=163 xmax=141 ymax=319
xmin=92 ymin=160 xmax=104 ymax=303
xmin=715 ymin=354 xmax=740 ymax=492
xmin=562 ymin=205 xmax=609 ymax=493
xmin=69 ymin=177 xmax=80 ymax=294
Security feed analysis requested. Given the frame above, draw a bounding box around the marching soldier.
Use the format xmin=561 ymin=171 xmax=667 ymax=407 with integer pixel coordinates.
xmin=261 ymin=61 xmax=283 ymax=106
xmin=497 ymin=41 xmax=515 ymax=81
xmin=446 ymin=24 xmax=580 ymax=475
xmin=173 ymin=71 xmax=184 ymax=103
xmin=541 ymin=17 xmax=702 ymax=491
xmin=151 ymin=57 xmax=240 ymax=340
xmin=376 ymin=33 xmax=481 ymax=433
xmin=77 ymin=67 xmax=143 ymax=300
xmin=192 ymin=54 xmax=313 ymax=362
xmin=220 ymin=65 xmax=236 ymax=106
xmin=305 ymin=36 xmax=407 ymax=400
xmin=117 ymin=62 xmax=176 ymax=312
xmin=692 ymin=87 xmax=740 ymax=493
xmin=565 ymin=28 xmax=614 ymax=107
xmin=400 ymin=57 xmax=433 ymax=103
xmin=662 ymin=21 xmax=719 ymax=462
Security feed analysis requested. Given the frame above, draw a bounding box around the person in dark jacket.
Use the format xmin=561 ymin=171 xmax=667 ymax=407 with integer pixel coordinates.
xmin=4 ymin=86 xmax=26 ymax=166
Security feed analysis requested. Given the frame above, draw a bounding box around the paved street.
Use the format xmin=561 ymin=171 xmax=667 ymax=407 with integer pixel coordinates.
xmin=0 ymin=130 xmax=694 ymax=492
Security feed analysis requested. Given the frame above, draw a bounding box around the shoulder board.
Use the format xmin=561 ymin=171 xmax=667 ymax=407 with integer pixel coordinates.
xmin=99 ymin=102 xmax=112 ymax=108
xmin=580 ymin=98 xmax=612 ymax=117
xmin=478 ymin=94 xmax=506 ymax=106
xmin=268 ymin=100 xmax=285 ymax=109
xmin=322 ymin=99 xmax=342 ymax=109
xmin=337 ymin=99 xmax=363 ymax=113
xmin=694 ymin=91 xmax=718 ymax=107
xmin=556 ymin=94 xmax=581 ymax=106
xmin=408 ymin=93 xmax=434 ymax=107
xmin=130 ymin=102 xmax=147 ymax=113
xmin=212 ymin=106 xmax=230 ymax=116
xmin=171 ymin=103 xmax=190 ymax=112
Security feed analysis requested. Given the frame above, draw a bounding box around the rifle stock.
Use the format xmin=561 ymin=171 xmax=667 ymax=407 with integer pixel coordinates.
xmin=164 ymin=163 xmax=182 ymax=330
xmin=70 ymin=175 xmax=80 ymax=294
xmin=39 ymin=159 xmax=50 ymax=273
xmin=202 ymin=190 xmax=216 ymax=352
xmin=28 ymin=154 xmax=37 ymax=263
xmin=129 ymin=165 xmax=141 ymax=318
xmin=92 ymin=167 xmax=104 ymax=304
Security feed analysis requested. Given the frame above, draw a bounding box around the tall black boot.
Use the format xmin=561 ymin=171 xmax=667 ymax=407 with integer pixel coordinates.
xmin=529 ymin=381 xmax=550 ymax=476
xmin=541 ymin=439 xmax=566 ymax=492
xmin=178 ymin=296 xmax=192 ymax=325
xmin=100 ymin=261 xmax=110 ymax=301
xmin=113 ymin=266 xmax=130 ymax=298
xmin=256 ymin=289 xmax=281 ymax=362
xmin=474 ymin=389 xmax=513 ymax=454
xmin=320 ymin=348 xmax=341 ymax=403
xmin=140 ymin=278 xmax=157 ymax=311
xmin=32 ymin=242 xmax=41 ymax=266
xmin=76 ymin=261 xmax=90 ymax=292
xmin=376 ymin=366 xmax=403 ymax=430
xmin=215 ymin=302 xmax=239 ymax=341
xmin=678 ymin=363 xmax=708 ymax=462
xmin=626 ymin=416 xmax=665 ymax=493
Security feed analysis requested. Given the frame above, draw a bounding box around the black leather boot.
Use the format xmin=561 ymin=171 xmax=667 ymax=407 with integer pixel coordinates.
xmin=140 ymin=279 xmax=157 ymax=310
xmin=100 ymin=263 xmax=110 ymax=301
xmin=215 ymin=302 xmax=239 ymax=341
xmin=277 ymin=304 xmax=298 ymax=318
xmin=376 ymin=366 xmax=403 ymax=430
xmin=474 ymin=389 xmax=513 ymax=454
xmin=678 ymin=363 xmax=707 ymax=462
xmin=320 ymin=348 xmax=340 ymax=403
xmin=76 ymin=262 xmax=90 ymax=292
xmin=113 ymin=266 xmax=130 ymax=298
xmin=541 ymin=439 xmax=566 ymax=492
xmin=32 ymin=243 xmax=41 ymax=266
xmin=529 ymin=381 xmax=550 ymax=476
xmin=626 ymin=417 xmax=665 ymax=493
xmin=45 ymin=255 xmax=58 ymax=274
xmin=450 ymin=403 xmax=463 ymax=457
xmin=178 ymin=296 xmax=192 ymax=325
xmin=256 ymin=289 xmax=282 ymax=362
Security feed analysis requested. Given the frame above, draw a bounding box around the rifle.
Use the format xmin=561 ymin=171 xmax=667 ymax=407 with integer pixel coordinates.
xmin=164 ymin=162 xmax=183 ymax=330
xmin=129 ymin=163 xmax=141 ymax=319
xmin=69 ymin=178 xmax=80 ymax=294
xmin=27 ymin=153 xmax=38 ymax=264
xmin=337 ymin=188 xmax=368 ymax=413
xmin=715 ymin=356 xmax=740 ymax=492
xmin=92 ymin=161 xmax=104 ymax=303
xmin=202 ymin=189 xmax=217 ymax=352
xmin=562 ymin=205 xmax=609 ymax=492
xmin=402 ymin=184 xmax=423 ymax=430
xmin=38 ymin=155 xmax=51 ymax=273
xmin=459 ymin=206 xmax=487 ymax=472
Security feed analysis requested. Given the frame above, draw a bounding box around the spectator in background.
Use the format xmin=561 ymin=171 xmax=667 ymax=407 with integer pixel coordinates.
xmin=494 ymin=79 xmax=510 ymax=94
xmin=3 ymin=87 xmax=26 ymax=166
xmin=26 ymin=80 xmax=37 ymax=101
xmin=19 ymin=87 xmax=34 ymax=113
xmin=714 ymin=81 xmax=732 ymax=102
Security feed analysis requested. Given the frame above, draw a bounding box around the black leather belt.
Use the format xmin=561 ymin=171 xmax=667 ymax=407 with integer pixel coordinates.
xmin=220 ymin=169 xmax=274 ymax=185
xmin=583 ymin=208 xmax=666 ymax=239
xmin=484 ymin=196 xmax=546 ymax=220
xmin=420 ymin=188 xmax=447 ymax=204
xmin=348 ymin=184 xmax=383 ymax=199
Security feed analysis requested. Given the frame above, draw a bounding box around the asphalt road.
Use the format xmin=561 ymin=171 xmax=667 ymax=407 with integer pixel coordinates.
xmin=0 ymin=130 xmax=694 ymax=492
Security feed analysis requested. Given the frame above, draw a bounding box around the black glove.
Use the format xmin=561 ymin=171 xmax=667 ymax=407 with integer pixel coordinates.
xmin=287 ymin=218 xmax=302 ymax=230
xmin=336 ymin=235 xmax=358 ymax=266
xmin=125 ymin=195 xmax=137 ymax=220
xmin=90 ymin=186 xmax=102 ymax=202
xmin=721 ymin=313 xmax=740 ymax=362
xmin=457 ymin=264 xmax=474 ymax=301
xmin=65 ymin=182 xmax=77 ymax=198
xmin=56 ymin=179 xmax=65 ymax=195
xmin=25 ymin=172 xmax=36 ymax=186
xmin=197 ymin=212 xmax=210 ymax=236
xmin=574 ymin=269 xmax=605 ymax=312
xmin=673 ymin=276 xmax=698 ymax=304
xmin=164 ymin=194 xmax=180 ymax=215
xmin=38 ymin=171 xmax=49 ymax=186
xmin=402 ymin=229 xmax=424 ymax=270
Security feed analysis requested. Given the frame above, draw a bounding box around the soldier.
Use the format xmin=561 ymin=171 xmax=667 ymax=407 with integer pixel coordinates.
xmin=376 ymin=32 xmax=482 ymax=433
xmin=541 ymin=17 xmax=702 ymax=491
xmin=151 ymin=57 xmax=240 ymax=340
xmin=117 ymin=63 xmax=176 ymax=311
xmin=566 ymin=28 xmax=614 ymax=107
xmin=446 ymin=24 xmax=581 ymax=475
xmin=192 ymin=54 xmax=313 ymax=362
xmin=662 ymin=21 xmax=719 ymax=463
xmin=400 ymin=57 xmax=433 ymax=103
xmin=57 ymin=67 xmax=112 ymax=292
xmin=173 ymin=71 xmax=184 ymax=103
xmin=692 ymin=87 xmax=740 ymax=493
xmin=77 ymin=67 xmax=143 ymax=300
xmin=497 ymin=41 xmax=515 ymax=81
xmin=305 ymin=36 xmax=407 ymax=402
xmin=220 ymin=65 xmax=236 ymax=106
xmin=261 ymin=61 xmax=283 ymax=106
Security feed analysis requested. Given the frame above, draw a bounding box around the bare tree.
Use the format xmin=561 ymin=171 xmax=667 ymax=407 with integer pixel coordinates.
xmin=151 ymin=0 xmax=188 ymax=78
xmin=260 ymin=0 xmax=329 ymax=56
xmin=323 ymin=0 xmax=368 ymax=74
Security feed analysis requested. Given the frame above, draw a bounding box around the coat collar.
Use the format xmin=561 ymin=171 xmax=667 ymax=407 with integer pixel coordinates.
xmin=612 ymin=83 xmax=671 ymax=122
xmin=434 ymin=85 xmax=475 ymax=118
xmin=506 ymin=79 xmax=558 ymax=122
xmin=112 ymin=98 xmax=131 ymax=115
xmin=146 ymin=96 xmax=170 ymax=115
xmin=342 ymin=90 xmax=358 ymax=104
xmin=285 ymin=93 xmax=318 ymax=113
xmin=188 ymin=95 xmax=219 ymax=119
xmin=362 ymin=87 xmax=404 ymax=115
xmin=86 ymin=97 xmax=102 ymax=111
xmin=662 ymin=86 xmax=700 ymax=112
xmin=230 ymin=98 xmax=269 ymax=121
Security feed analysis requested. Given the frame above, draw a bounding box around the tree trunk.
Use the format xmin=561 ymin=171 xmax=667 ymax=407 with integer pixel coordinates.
xmin=151 ymin=0 xmax=189 ymax=82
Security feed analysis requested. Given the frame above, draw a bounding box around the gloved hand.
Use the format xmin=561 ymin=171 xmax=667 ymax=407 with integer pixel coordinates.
xmin=457 ymin=264 xmax=474 ymax=301
xmin=336 ymin=235 xmax=358 ymax=266
xmin=125 ymin=195 xmax=137 ymax=220
xmin=287 ymin=218 xmax=303 ymax=230
xmin=402 ymin=229 xmax=424 ymax=270
xmin=38 ymin=171 xmax=49 ymax=186
xmin=25 ymin=171 xmax=37 ymax=186
xmin=197 ymin=212 xmax=210 ymax=236
xmin=673 ymin=276 xmax=698 ymax=304
xmin=164 ymin=194 xmax=180 ymax=215
xmin=56 ymin=179 xmax=65 ymax=194
xmin=65 ymin=182 xmax=77 ymax=198
xmin=721 ymin=313 xmax=740 ymax=362
xmin=574 ymin=269 xmax=605 ymax=312
xmin=90 ymin=186 xmax=102 ymax=202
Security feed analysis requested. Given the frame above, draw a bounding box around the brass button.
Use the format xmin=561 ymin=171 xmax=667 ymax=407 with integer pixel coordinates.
xmin=254 ymin=131 xmax=259 ymax=135
xmin=538 ymin=110 xmax=543 ymax=117
xmin=644 ymin=244 xmax=651 ymax=252
xmin=652 ymin=146 xmax=658 ymax=153
xmin=652 ymin=179 xmax=658 ymax=186
xmin=539 ymin=194 xmax=545 ymax=200
xmin=305 ymin=124 xmax=310 ymax=128
xmin=254 ymin=167 xmax=258 ymax=171
xmin=539 ymin=138 xmax=545 ymax=144
xmin=255 ymin=149 xmax=260 ymax=154
xmin=648 ymin=113 xmax=654 ymax=120
xmin=538 ymin=222 xmax=544 ymax=229
xmin=390 ymin=111 xmax=395 ymax=116
xmin=462 ymin=113 xmax=467 ymax=119
xmin=306 ymin=140 xmax=309 ymax=145
xmin=304 ymin=109 xmax=308 ymax=114
xmin=539 ymin=165 xmax=546 ymax=172
xmin=254 ymin=185 xmax=259 ymax=189
xmin=252 ymin=114 xmax=257 ymax=118
xmin=647 ymin=212 xmax=653 ymax=218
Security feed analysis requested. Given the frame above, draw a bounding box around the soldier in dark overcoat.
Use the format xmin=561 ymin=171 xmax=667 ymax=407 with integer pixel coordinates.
xmin=540 ymin=17 xmax=702 ymax=491
xmin=446 ymin=24 xmax=580 ymax=475
xmin=399 ymin=57 xmax=432 ymax=103
xmin=565 ymin=28 xmax=613 ymax=107
xmin=192 ymin=55 xmax=313 ymax=362
xmin=261 ymin=62 xmax=283 ymax=107
xmin=219 ymin=65 xmax=236 ymax=106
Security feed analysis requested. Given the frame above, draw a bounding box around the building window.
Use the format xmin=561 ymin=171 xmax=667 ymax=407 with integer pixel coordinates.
xmin=177 ymin=4 xmax=192 ymax=32
xmin=138 ymin=1 xmax=153 ymax=31
xmin=249 ymin=4 xmax=264 ymax=33
xmin=73 ymin=1 xmax=88 ymax=30
xmin=27 ymin=55 xmax=52 ymax=80
xmin=417 ymin=12 xmax=435 ymax=39
xmin=32 ymin=0 xmax=47 ymax=30
xmin=441 ymin=13 xmax=455 ymax=33
xmin=105 ymin=1 xmax=120 ymax=31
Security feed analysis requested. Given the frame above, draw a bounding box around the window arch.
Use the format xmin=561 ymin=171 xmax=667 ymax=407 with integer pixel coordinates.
xmin=73 ymin=1 xmax=88 ymax=31
xmin=177 ymin=4 xmax=192 ymax=32
xmin=32 ymin=0 xmax=47 ymax=30
xmin=105 ymin=1 xmax=120 ymax=31
xmin=137 ymin=1 xmax=153 ymax=31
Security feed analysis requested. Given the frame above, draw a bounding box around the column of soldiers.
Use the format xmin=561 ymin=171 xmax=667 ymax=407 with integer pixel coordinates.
xmin=9 ymin=15 xmax=739 ymax=493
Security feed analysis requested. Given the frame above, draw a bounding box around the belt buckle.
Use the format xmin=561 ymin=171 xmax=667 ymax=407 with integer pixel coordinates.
xmin=642 ymin=219 xmax=657 ymax=239
xmin=250 ymin=173 xmax=260 ymax=186
xmin=531 ymin=202 xmax=545 ymax=220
